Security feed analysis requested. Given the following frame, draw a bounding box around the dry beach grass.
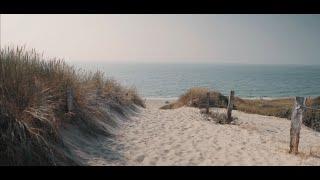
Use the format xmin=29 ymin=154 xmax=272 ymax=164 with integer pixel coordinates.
xmin=0 ymin=47 xmax=145 ymax=165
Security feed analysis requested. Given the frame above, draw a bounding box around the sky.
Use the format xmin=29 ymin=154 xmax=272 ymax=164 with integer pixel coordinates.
xmin=1 ymin=14 xmax=320 ymax=64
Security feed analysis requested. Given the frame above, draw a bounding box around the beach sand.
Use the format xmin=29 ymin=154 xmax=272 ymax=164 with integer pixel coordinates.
xmin=87 ymin=99 xmax=320 ymax=166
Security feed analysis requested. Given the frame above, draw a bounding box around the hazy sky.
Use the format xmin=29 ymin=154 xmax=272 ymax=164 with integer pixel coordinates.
xmin=1 ymin=14 xmax=320 ymax=64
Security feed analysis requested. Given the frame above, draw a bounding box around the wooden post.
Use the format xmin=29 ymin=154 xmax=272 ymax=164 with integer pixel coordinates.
xmin=66 ymin=86 xmax=73 ymax=113
xmin=96 ymin=87 xmax=102 ymax=98
xmin=227 ymin=90 xmax=235 ymax=123
xmin=289 ymin=96 xmax=306 ymax=154
xmin=206 ymin=92 xmax=210 ymax=114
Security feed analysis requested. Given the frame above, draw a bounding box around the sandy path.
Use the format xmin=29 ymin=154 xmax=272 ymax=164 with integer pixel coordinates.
xmin=90 ymin=99 xmax=320 ymax=166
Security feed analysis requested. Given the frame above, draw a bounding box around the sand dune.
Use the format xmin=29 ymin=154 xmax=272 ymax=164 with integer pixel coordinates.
xmin=87 ymin=99 xmax=320 ymax=166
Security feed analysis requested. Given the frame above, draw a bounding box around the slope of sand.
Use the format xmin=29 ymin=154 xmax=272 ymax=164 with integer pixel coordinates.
xmin=89 ymin=99 xmax=320 ymax=166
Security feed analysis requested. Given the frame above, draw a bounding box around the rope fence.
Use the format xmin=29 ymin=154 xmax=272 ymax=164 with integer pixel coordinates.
xmin=289 ymin=96 xmax=320 ymax=154
xmin=301 ymin=105 xmax=320 ymax=111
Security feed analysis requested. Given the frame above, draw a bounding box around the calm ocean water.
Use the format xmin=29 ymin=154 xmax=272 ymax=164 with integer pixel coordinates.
xmin=74 ymin=63 xmax=320 ymax=99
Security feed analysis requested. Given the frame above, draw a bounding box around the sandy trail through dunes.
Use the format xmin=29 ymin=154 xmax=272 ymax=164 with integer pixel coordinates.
xmin=88 ymin=99 xmax=320 ymax=166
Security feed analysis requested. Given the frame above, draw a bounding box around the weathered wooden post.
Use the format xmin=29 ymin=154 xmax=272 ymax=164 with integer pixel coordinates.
xmin=96 ymin=86 xmax=102 ymax=98
xmin=66 ymin=86 xmax=73 ymax=113
xmin=227 ymin=90 xmax=235 ymax=123
xmin=206 ymin=92 xmax=210 ymax=114
xmin=289 ymin=96 xmax=306 ymax=154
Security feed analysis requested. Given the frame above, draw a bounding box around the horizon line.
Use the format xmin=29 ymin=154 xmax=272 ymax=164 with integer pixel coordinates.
xmin=66 ymin=61 xmax=320 ymax=66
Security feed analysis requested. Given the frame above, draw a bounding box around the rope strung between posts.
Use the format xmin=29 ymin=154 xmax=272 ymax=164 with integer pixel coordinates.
xmin=296 ymin=104 xmax=320 ymax=111
xmin=302 ymin=105 xmax=320 ymax=111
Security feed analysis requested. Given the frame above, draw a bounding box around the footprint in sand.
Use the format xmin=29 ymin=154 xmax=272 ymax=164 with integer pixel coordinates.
xmin=135 ymin=154 xmax=145 ymax=163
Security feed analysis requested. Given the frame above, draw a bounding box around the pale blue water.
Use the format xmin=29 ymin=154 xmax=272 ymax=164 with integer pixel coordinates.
xmin=73 ymin=63 xmax=320 ymax=98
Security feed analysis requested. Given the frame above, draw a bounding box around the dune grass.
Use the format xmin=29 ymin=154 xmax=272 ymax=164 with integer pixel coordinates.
xmin=0 ymin=46 xmax=145 ymax=165
xmin=162 ymin=87 xmax=320 ymax=131
xmin=160 ymin=87 xmax=228 ymax=109
xmin=234 ymin=97 xmax=294 ymax=118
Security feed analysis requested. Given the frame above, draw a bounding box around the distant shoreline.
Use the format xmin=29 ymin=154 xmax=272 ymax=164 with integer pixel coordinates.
xmin=145 ymin=97 xmax=179 ymax=101
xmin=145 ymin=96 xmax=300 ymax=101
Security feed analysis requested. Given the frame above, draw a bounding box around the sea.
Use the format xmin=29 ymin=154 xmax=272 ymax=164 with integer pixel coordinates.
xmin=73 ymin=63 xmax=320 ymax=99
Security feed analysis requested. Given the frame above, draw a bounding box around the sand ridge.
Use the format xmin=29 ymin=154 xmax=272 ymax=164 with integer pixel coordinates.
xmin=89 ymin=99 xmax=320 ymax=166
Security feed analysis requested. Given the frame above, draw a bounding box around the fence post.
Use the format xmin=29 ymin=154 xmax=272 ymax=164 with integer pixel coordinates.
xmin=66 ymin=86 xmax=73 ymax=113
xmin=289 ymin=96 xmax=306 ymax=154
xmin=227 ymin=90 xmax=235 ymax=123
xmin=206 ymin=92 xmax=210 ymax=114
xmin=96 ymin=86 xmax=102 ymax=98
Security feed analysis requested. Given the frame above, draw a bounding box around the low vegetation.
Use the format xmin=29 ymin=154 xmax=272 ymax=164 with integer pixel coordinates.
xmin=160 ymin=87 xmax=228 ymax=109
xmin=0 ymin=46 xmax=145 ymax=165
xmin=162 ymin=87 xmax=320 ymax=131
xmin=304 ymin=97 xmax=320 ymax=130
xmin=234 ymin=97 xmax=293 ymax=118
xmin=200 ymin=110 xmax=238 ymax=124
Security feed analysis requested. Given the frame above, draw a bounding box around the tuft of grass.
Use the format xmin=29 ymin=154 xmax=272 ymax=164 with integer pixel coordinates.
xmin=160 ymin=87 xmax=228 ymax=109
xmin=201 ymin=110 xmax=238 ymax=124
xmin=0 ymin=46 xmax=145 ymax=165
